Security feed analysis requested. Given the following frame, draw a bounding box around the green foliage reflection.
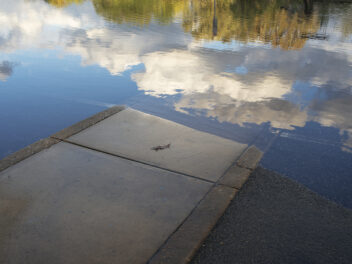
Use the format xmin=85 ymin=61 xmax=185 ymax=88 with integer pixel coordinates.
xmin=45 ymin=0 xmax=352 ymax=50
xmin=45 ymin=0 xmax=85 ymax=7
xmin=93 ymin=0 xmax=185 ymax=26
xmin=182 ymin=0 xmax=320 ymax=49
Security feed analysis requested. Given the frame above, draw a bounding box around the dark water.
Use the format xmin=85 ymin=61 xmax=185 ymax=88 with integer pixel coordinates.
xmin=1 ymin=0 xmax=352 ymax=207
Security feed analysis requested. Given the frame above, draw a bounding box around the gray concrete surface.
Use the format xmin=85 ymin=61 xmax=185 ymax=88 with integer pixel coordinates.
xmin=219 ymin=146 xmax=262 ymax=190
xmin=191 ymin=167 xmax=352 ymax=264
xmin=236 ymin=145 xmax=263 ymax=170
xmin=0 ymin=142 xmax=212 ymax=264
xmin=150 ymin=185 xmax=237 ymax=264
xmin=149 ymin=144 xmax=264 ymax=264
xmin=1 ymin=106 xmax=276 ymax=264
xmin=219 ymin=166 xmax=251 ymax=189
xmin=67 ymin=108 xmax=247 ymax=181
xmin=0 ymin=107 xmax=254 ymax=264
xmin=0 ymin=138 xmax=59 ymax=173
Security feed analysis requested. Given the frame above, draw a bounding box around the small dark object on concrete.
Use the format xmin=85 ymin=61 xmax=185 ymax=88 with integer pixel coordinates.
xmin=151 ymin=143 xmax=171 ymax=151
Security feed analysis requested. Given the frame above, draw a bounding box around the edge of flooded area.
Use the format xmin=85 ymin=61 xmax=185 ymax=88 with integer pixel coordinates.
xmin=0 ymin=106 xmax=125 ymax=173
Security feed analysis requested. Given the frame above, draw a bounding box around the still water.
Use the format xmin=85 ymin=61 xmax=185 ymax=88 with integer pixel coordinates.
xmin=1 ymin=0 xmax=352 ymax=207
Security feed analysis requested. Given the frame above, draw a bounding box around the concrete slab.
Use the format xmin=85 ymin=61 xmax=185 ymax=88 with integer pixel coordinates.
xmin=0 ymin=142 xmax=211 ymax=264
xmin=150 ymin=185 xmax=237 ymax=264
xmin=0 ymin=138 xmax=59 ymax=173
xmin=219 ymin=166 xmax=252 ymax=189
xmin=67 ymin=108 xmax=247 ymax=181
xmin=236 ymin=145 xmax=263 ymax=170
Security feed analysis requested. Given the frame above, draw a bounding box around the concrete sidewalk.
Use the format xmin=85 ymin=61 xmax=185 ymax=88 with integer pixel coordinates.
xmin=0 ymin=106 xmax=262 ymax=264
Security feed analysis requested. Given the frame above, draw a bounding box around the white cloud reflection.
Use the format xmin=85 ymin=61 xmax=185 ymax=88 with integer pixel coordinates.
xmin=0 ymin=0 xmax=91 ymax=52
xmin=132 ymin=46 xmax=352 ymax=132
xmin=0 ymin=0 xmax=352 ymax=149
xmin=0 ymin=0 xmax=189 ymax=75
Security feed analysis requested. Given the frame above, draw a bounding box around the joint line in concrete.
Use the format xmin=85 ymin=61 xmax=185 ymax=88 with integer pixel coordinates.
xmin=61 ymin=139 xmax=216 ymax=185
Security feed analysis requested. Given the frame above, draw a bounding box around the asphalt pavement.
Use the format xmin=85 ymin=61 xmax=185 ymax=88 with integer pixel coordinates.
xmin=191 ymin=167 xmax=352 ymax=264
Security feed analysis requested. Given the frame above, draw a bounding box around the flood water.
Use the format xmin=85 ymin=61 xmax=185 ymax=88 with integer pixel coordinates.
xmin=1 ymin=0 xmax=352 ymax=207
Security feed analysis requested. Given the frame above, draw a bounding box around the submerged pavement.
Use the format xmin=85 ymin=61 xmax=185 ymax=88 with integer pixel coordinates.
xmin=191 ymin=167 xmax=352 ymax=264
xmin=0 ymin=107 xmax=261 ymax=264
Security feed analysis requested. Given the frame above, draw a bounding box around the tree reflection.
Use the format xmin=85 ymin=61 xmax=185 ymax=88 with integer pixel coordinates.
xmin=45 ymin=0 xmax=351 ymax=49
xmin=92 ymin=0 xmax=185 ymax=26
xmin=340 ymin=5 xmax=352 ymax=39
xmin=182 ymin=0 xmax=320 ymax=49
xmin=45 ymin=0 xmax=84 ymax=7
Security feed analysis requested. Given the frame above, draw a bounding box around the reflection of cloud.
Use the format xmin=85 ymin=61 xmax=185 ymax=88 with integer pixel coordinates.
xmin=0 ymin=0 xmax=87 ymax=52
xmin=241 ymin=47 xmax=352 ymax=88
xmin=313 ymin=97 xmax=352 ymax=129
xmin=132 ymin=50 xmax=309 ymax=130
xmin=311 ymin=95 xmax=352 ymax=148
xmin=133 ymin=47 xmax=352 ymax=148
xmin=0 ymin=0 xmax=190 ymax=76
xmin=175 ymin=94 xmax=308 ymax=130
xmin=133 ymin=50 xmax=291 ymax=101
xmin=0 ymin=61 xmax=15 ymax=81
xmin=61 ymin=25 xmax=189 ymax=75
xmin=62 ymin=28 xmax=141 ymax=74
xmin=133 ymin=51 xmax=212 ymax=95
xmin=0 ymin=0 xmax=351 ymax=149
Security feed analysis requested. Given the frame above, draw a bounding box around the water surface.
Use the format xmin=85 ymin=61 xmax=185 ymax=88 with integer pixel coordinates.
xmin=1 ymin=0 xmax=352 ymax=207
